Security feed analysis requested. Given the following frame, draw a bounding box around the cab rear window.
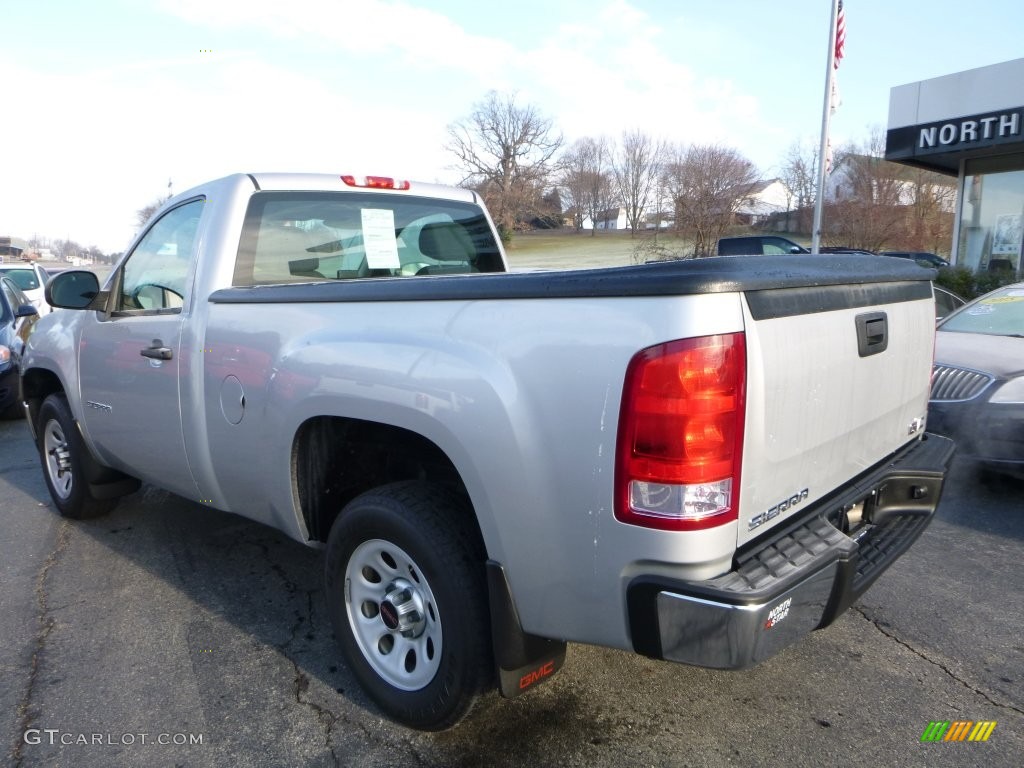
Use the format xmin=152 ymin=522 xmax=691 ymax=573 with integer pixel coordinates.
xmin=233 ymin=192 xmax=503 ymax=286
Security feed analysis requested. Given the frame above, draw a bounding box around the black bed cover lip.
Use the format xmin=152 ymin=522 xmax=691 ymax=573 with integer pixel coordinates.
xmin=209 ymin=254 xmax=935 ymax=305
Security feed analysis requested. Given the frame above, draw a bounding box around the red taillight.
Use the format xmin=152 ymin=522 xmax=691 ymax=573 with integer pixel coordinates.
xmin=340 ymin=175 xmax=411 ymax=190
xmin=615 ymin=334 xmax=746 ymax=531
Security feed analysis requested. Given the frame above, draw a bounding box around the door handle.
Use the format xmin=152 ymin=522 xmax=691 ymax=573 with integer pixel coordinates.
xmin=140 ymin=339 xmax=173 ymax=360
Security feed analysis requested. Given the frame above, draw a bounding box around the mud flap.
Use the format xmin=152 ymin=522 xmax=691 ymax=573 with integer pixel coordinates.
xmin=486 ymin=561 xmax=567 ymax=698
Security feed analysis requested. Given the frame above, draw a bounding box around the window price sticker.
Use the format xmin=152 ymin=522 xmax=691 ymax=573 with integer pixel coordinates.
xmin=361 ymin=209 xmax=400 ymax=269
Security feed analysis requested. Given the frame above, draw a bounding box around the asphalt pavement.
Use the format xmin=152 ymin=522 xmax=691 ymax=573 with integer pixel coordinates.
xmin=2 ymin=415 xmax=1021 ymax=767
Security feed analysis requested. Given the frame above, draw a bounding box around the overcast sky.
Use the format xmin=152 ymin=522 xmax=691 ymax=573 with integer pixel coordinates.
xmin=2 ymin=0 xmax=1023 ymax=252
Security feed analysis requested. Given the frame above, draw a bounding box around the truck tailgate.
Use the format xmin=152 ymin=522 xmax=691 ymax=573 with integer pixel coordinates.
xmin=737 ymin=281 xmax=935 ymax=546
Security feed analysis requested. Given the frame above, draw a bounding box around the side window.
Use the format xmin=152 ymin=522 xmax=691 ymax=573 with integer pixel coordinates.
xmin=935 ymin=291 xmax=954 ymax=319
xmin=763 ymin=241 xmax=787 ymax=255
xmin=118 ymin=199 xmax=204 ymax=312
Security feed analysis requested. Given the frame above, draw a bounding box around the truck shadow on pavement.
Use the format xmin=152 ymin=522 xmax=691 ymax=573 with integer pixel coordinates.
xmin=66 ymin=490 xmax=662 ymax=766
xmin=3 ymin=417 xmax=643 ymax=766
xmin=6 ymin=417 xmax=1023 ymax=767
xmin=935 ymin=455 xmax=1024 ymax=542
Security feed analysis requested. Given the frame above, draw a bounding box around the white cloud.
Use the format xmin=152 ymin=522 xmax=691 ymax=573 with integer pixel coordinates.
xmin=510 ymin=3 xmax=768 ymax=159
xmin=161 ymin=0 xmax=771 ymax=156
xmin=0 ymin=49 xmax=455 ymax=250
xmin=161 ymin=0 xmax=519 ymax=83
xmin=2 ymin=1 xmax=793 ymax=249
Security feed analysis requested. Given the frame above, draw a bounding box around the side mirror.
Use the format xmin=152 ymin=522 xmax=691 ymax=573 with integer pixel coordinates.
xmin=15 ymin=304 xmax=38 ymax=318
xmin=45 ymin=270 xmax=102 ymax=310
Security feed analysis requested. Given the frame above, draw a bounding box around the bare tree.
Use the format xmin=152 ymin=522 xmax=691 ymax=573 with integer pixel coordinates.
xmin=613 ymin=130 xmax=664 ymax=237
xmin=585 ymin=168 xmax=618 ymax=235
xmin=137 ymin=179 xmax=174 ymax=229
xmin=53 ymin=239 xmax=83 ymax=262
xmin=822 ymin=127 xmax=957 ymax=254
xmin=904 ymin=167 xmax=956 ymax=256
xmin=560 ymin=141 xmax=591 ymax=232
xmin=779 ymin=139 xmax=819 ymax=231
xmin=445 ymin=91 xmax=563 ymax=241
xmin=560 ymin=137 xmax=617 ymax=236
xmin=582 ymin=138 xmax=617 ymax=237
xmin=825 ymin=130 xmax=911 ymax=251
xmin=664 ymin=144 xmax=762 ymax=257
xmin=136 ymin=200 xmax=164 ymax=228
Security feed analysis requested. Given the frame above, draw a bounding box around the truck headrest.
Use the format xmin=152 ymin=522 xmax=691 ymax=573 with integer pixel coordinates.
xmin=418 ymin=222 xmax=474 ymax=262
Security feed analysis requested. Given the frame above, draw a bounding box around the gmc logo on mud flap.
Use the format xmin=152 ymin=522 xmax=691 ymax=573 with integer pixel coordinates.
xmin=519 ymin=661 xmax=555 ymax=690
xmin=748 ymin=488 xmax=809 ymax=531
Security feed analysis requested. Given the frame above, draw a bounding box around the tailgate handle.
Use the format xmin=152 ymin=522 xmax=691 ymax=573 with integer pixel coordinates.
xmin=855 ymin=312 xmax=888 ymax=357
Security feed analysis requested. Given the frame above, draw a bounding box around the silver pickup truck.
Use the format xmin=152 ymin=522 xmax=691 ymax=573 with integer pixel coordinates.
xmin=21 ymin=173 xmax=953 ymax=730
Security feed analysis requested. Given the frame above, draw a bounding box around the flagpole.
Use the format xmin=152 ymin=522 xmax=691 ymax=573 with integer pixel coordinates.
xmin=812 ymin=0 xmax=840 ymax=254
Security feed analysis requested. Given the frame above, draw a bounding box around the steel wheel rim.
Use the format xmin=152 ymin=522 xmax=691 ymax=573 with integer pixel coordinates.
xmin=344 ymin=538 xmax=443 ymax=691
xmin=43 ymin=419 xmax=73 ymax=500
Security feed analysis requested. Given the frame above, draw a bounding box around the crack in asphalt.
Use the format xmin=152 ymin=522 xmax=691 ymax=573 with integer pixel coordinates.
xmin=853 ymin=606 xmax=1024 ymax=717
xmin=272 ymin=564 xmax=431 ymax=768
xmin=293 ymin=667 xmax=342 ymax=768
xmin=262 ymin=542 xmax=344 ymax=768
xmin=284 ymin=589 xmax=342 ymax=768
xmin=248 ymin=535 xmax=433 ymax=766
xmin=9 ymin=519 xmax=70 ymax=768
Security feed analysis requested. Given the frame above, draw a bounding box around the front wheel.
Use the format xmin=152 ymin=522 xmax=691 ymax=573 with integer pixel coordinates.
xmin=37 ymin=394 xmax=117 ymax=519
xmin=325 ymin=481 xmax=492 ymax=730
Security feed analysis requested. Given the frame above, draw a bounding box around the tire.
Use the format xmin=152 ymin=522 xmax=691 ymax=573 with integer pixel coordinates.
xmin=324 ymin=481 xmax=492 ymax=730
xmin=37 ymin=393 xmax=117 ymax=519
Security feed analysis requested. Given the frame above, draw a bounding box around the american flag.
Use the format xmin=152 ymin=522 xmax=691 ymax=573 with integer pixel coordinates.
xmin=834 ymin=1 xmax=846 ymax=69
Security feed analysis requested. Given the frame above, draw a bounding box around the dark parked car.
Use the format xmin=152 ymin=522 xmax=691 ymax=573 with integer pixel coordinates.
xmin=0 ymin=276 xmax=39 ymax=417
xmin=882 ymin=251 xmax=950 ymax=268
xmin=819 ymin=246 xmax=878 ymax=256
xmin=928 ymin=282 xmax=1024 ymax=478
xmin=716 ymin=236 xmax=809 ymax=255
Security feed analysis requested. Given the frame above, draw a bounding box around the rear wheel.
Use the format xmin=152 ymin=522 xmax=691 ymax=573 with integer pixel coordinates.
xmin=325 ymin=481 xmax=492 ymax=730
xmin=37 ymin=393 xmax=117 ymax=519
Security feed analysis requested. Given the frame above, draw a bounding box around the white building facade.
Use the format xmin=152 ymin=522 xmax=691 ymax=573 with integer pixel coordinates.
xmin=886 ymin=58 xmax=1024 ymax=276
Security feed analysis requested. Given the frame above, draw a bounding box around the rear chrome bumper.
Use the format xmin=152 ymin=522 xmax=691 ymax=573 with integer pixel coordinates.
xmin=627 ymin=433 xmax=955 ymax=669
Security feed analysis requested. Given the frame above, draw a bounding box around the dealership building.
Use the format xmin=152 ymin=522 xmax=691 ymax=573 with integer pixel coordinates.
xmin=886 ymin=57 xmax=1024 ymax=276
